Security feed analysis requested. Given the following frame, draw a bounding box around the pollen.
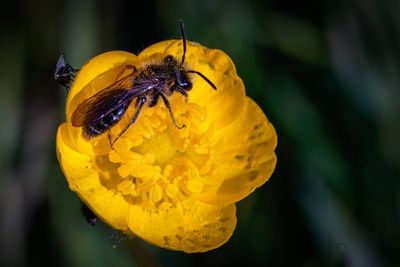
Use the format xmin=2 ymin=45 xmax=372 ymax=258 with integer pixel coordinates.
xmin=99 ymin=97 xmax=211 ymax=211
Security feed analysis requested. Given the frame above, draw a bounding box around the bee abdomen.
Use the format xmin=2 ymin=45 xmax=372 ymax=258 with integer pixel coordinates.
xmin=83 ymin=100 xmax=133 ymax=139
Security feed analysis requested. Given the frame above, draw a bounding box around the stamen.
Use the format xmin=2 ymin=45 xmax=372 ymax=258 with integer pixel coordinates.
xmin=150 ymin=184 xmax=163 ymax=202
xmin=96 ymin=100 xmax=212 ymax=211
xmin=166 ymin=184 xmax=179 ymax=198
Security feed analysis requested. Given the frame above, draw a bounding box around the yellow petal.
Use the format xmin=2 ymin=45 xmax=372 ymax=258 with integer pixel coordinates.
xmin=139 ymin=40 xmax=246 ymax=130
xmin=56 ymin=123 xmax=130 ymax=230
xmin=195 ymin=98 xmax=277 ymax=205
xmin=127 ymin=201 xmax=236 ymax=253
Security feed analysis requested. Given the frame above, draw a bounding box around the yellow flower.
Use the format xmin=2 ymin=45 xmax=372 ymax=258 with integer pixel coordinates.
xmin=56 ymin=40 xmax=277 ymax=252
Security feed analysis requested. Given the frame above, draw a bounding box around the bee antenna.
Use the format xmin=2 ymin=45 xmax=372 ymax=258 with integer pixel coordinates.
xmin=187 ymin=70 xmax=217 ymax=90
xmin=179 ymin=20 xmax=187 ymax=66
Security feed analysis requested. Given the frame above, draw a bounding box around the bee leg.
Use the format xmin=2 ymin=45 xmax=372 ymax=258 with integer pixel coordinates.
xmin=107 ymin=132 xmax=113 ymax=147
xmin=111 ymin=97 xmax=146 ymax=146
xmin=61 ymin=81 xmax=70 ymax=92
xmin=71 ymin=67 xmax=80 ymax=73
xmin=175 ymin=87 xmax=188 ymax=103
xmin=160 ymin=93 xmax=185 ymax=129
xmin=66 ymin=64 xmax=80 ymax=73
xmin=148 ymin=94 xmax=159 ymax=107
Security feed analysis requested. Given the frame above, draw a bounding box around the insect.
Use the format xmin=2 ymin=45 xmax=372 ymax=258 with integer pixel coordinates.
xmin=81 ymin=203 xmax=98 ymax=226
xmin=71 ymin=20 xmax=216 ymax=144
xmin=54 ymin=54 xmax=79 ymax=89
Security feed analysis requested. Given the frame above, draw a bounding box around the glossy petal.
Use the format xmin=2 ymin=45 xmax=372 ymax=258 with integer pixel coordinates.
xmin=128 ymin=201 xmax=236 ymax=252
xmin=56 ymin=39 xmax=277 ymax=252
xmin=196 ymin=98 xmax=277 ymax=204
xmin=56 ymin=124 xmax=130 ymax=230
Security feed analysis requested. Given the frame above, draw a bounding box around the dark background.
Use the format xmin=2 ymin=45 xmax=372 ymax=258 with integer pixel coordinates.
xmin=1 ymin=0 xmax=399 ymax=266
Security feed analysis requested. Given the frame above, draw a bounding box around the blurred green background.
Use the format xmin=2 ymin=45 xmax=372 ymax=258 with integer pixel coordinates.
xmin=1 ymin=0 xmax=399 ymax=266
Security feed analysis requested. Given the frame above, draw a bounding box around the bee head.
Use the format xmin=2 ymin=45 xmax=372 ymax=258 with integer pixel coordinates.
xmin=167 ymin=21 xmax=216 ymax=92
xmin=175 ymin=69 xmax=193 ymax=91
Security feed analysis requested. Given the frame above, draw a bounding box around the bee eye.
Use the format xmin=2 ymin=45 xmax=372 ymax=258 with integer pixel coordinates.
xmin=177 ymin=78 xmax=190 ymax=87
xmin=175 ymin=71 xmax=192 ymax=90
xmin=182 ymin=81 xmax=192 ymax=90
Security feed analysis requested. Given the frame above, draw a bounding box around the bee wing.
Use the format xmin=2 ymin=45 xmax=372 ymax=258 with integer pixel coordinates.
xmin=55 ymin=54 xmax=66 ymax=78
xmin=71 ymin=71 xmax=136 ymax=126
xmin=71 ymin=72 xmax=161 ymax=127
xmin=55 ymin=54 xmax=66 ymax=70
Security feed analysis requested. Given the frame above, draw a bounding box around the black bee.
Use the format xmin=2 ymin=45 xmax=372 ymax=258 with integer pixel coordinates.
xmin=54 ymin=54 xmax=79 ymax=89
xmin=70 ymin=20 xmax=216 ymax=144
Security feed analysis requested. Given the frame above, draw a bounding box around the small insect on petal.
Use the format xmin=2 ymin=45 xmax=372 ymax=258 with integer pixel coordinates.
xmin=81 ymin=203 xmax=98 ymax=226
xmin=54 ymin=54 xmax=80 ymax=89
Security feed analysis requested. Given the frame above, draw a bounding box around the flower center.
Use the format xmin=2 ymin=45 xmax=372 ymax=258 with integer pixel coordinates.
xmin=136 ymin=130 xmax=178 ymax=167
xmin=95 ymin=97 xmax=214 ymax=211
